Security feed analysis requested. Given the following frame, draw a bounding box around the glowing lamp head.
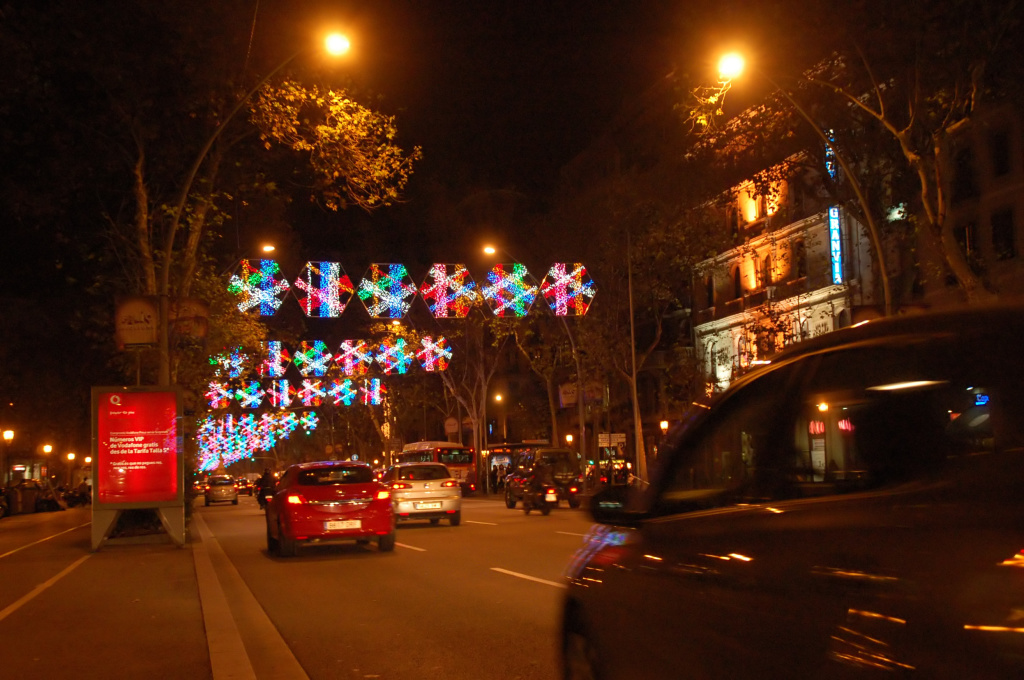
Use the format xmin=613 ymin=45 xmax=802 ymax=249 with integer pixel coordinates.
xmin=565 ymin=434 xmax=574 ymax=444
xmin=261 ymin=244 xmax=276 ymax=253
xmin=718 ymin=52 xmax=745 ymax=81
xmin=325 ymin=33 xmax=351 ymax=56
xmin=483 ymin=245 xmax=497 ymax=255
xmin=43 ymin=444 xmax=52 ymax=454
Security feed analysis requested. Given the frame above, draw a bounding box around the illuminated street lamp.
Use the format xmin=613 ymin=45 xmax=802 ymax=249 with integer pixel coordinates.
xmin=2 ymin=429 xmax=12 ymax=486
xmin=715 ymin=51 xmax=891 ymax=316
xmin=67 ymin=452 xmax=76 ymax=486
xmin=565 ymin=433 xmax=573 ymax=446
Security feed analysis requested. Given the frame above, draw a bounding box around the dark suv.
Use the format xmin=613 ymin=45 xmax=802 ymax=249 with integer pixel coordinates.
xmin=562 ymin=304 xmax=1024 ymax=679
xmin=504 ymin=447 xmax=583 ymax=509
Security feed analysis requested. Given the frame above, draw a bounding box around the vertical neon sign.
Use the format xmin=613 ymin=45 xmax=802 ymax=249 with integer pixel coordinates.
xmin=829 ymin=206 xmax=843 ymax=284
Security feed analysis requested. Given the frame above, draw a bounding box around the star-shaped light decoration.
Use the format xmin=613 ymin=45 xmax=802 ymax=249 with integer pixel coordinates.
xmin=294 ymin=261 xmax=354 ymax=318
xmin=227 ymin=259 xmax=291 ymax=315
xmin=540 ymin=263 xmax=597 ymax=316
xmin=417 ymin=336 xmax=453 ymax=372
xmin=206 ymin=381 xmax=233 ymax=409
xmin=327 ymin=379 xmax=358 ymax=406
xmin=298 ymin=379 xmax=326 ymax=407
xmin=481 ymin=263 xmax=538 ymax=317
xmin=419 ymin=263 xmax=478 ymax=318
xmin=267 ymin=380 xmax=296 ymax=409
xmin=357 ymin=263 xmax=418 ymax=318
xmin=258 ymin=340 xmax=291 ymax=379
xmin=360 ymin=379 xmax=385 ymax=406
xmin=209 ymin=347 xmax=250 ymax=378
xmin=336 ymin=340 xmax=374 ymax=376
xmin=235 ymin=381 xmax=265 ymax=409
xmin=292 ymin=340 xmax=334 ymax=377
xmin=376 ymin=337 xmax=414 ymax=375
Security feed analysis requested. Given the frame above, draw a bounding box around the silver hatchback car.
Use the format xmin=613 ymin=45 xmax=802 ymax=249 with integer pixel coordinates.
xmin=204 ymin=474 xmax=238 ymax=506
xmin=382 ymin=463 xmax=461 ymax=526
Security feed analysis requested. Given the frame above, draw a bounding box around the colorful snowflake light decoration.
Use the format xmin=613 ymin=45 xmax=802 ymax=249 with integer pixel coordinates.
xmin=376 ymin=337 xmax=414 ymax=375
xmin=292 ymin=340 xmax=333 ymax=377
xmin=300 ymin=411 xmax=320 ymax=434
xmin=267 ymin=380 xmax=296 ymax=409
xmin=419 ymin=263 xmax=478 ymax=318
xmin=298 ymin=379 xmax=326 ymax=407
xmin=336 ymin=340 xmax=374 ymax=376
xmin=328 ymin=379 xmax=358 ymax=406
xmin=540 ymin=263 xmax=596 ymax=316
xmin=259 ymin=340 xmax=291 ymax=379
xmin=417 ymin=336 xmax=453 ymax=372
xmin=209 ymin=347 xmax=250 ymax=378
xmin=227 ymin=259 xmax=291 ymax=316
xmin=357 ymin=263 xmax=418 ymax=318
xmin=482 ymin=263 xmax=538 ymax=317
xmin=235 ymin=381 xmax=265 ymax=409
xmin=206 ymin=381 xmax=233 ymax=409
xmin=294 ymin=261 xmax=354 ymax=318
xmin=361 ymin=378 xmax=385 ymax=406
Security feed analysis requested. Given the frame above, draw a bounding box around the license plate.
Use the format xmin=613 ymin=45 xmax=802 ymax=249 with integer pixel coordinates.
xmin=415 ymin=502 xmax=442 ymax=509
xmin=545 ymin=493 xmax=558 ymax=502
xmin=324 ymin=520 xmax=361 ymax=530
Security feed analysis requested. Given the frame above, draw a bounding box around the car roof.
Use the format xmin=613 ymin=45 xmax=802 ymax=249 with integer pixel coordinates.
xmin=289 ymin=460 xmax=371 ymax=471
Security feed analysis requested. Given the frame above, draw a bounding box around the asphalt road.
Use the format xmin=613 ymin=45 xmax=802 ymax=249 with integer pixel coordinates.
xmin=0 ymin=496 xmax=595 ymax=680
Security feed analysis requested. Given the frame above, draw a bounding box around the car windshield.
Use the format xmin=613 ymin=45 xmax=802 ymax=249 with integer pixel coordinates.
xmin=398 ymin=465 xmax=450 ymax=481
xmin=298 ymin=467 xmax=373 ymax=485
xmin=209 ymin=478 xmax=234 ymax=486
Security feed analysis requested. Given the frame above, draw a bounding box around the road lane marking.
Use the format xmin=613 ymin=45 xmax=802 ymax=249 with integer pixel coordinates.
xmin=465 ymin=520 xmax=498 ymax=526
xmin=0 ymin=554 xmax=91 ymax=622
xmin=556 ymin=531 xmax=588 ymax=537
xmin=0 ymin=522 xmax=91 ymax=561
xmin=490 ymin=567 xmax=567 ymax=589
xmin=396 ymin=542 xmax=426 ymax=552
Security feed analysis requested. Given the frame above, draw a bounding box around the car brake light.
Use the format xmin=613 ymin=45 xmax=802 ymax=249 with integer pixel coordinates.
xmin=391 ymin=482 xmax=412 ymax=490
xmin=204 ymin=485 xmax=211 ymax=491
xmin=286 ymin=494 xmax=306 ymax=504
xmin=441 ymin=480 xmax=458 ymax=488
xmin=569 ymin=486 xmax=578 ymax=493
xmin=376 ymin=489 xmax=391 ymax=500
xmin=547 ymin=487 xmax=557 ymax=494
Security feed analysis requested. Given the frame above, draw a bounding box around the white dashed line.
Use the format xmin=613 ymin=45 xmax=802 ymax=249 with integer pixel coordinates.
xmin=491 ymin=567 xmax=567 ymax=588
xmin=556 ymin=531 xmax=588 ymax=537
xmin=465 ymin=520 xmax=498 ymax=526
xmin=396 ymin=542 xmax=427 ymax=552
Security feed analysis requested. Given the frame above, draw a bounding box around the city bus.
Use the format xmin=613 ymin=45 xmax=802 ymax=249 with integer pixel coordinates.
xmin=397 ymin=441 xmax=477 ymax=494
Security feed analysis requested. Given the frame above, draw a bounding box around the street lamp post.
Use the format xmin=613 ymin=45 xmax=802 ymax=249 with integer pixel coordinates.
xmin=40 ymin=443 xmax=52 ymax=481
xmin=2 ymin=429 xmax=12 ymax=487
xmin=157 ymin=33 xmax=350 ymax=385
xmin=67 ymin=452 xmax=76 ymax=487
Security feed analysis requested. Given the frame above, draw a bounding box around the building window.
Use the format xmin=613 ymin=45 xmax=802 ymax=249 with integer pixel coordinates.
xmin=793 ymin=240 xmax=807 ymax=279
xmin=762 ymin=254 xmax=772 ymax=287
xmin=990 ymin=129 xmax=1011 ymax=178
xmin=992 ymin=208 xmax=1016 ymax=261
xmin=732 ymin=266 xmax=742 ymax=300
xmin=705 ymin=275 xmax=715 ymax=307
xmin=952 ymin=146 xmax=978 ymax=203
xmin=954 ymin=221 xmax=977 ymax=256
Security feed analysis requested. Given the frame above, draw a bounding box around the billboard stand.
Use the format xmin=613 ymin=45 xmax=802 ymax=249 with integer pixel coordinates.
xmin=91 ymin=387 xmax=186 ymax=551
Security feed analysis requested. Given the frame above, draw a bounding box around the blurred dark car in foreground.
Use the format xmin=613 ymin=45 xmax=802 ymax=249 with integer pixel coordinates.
xmin=265 ymin=461 xmax=395 ymax=557
xmin=562 ymin=305 xmax=1024 ymax=679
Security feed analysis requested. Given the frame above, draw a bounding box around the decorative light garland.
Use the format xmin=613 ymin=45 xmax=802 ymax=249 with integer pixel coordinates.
xmin=357 ymin=263 xmax=418 ymax=318
xmin=298 ymin=379 xmax=326 ymax=407
xmin=206 ymin=381 xmax=233 ymax=409
xmin=482 ymin=263 xmax=538 ymax=317
xmin=376 ymin=337 xmax=414 ymax=375
xmin=420 ymin=263 xmax=478 ymax=318
xmin=336 ymin=340 xmax=374 ymax=376
xmin=235 ymin=381 xmax=265 ymax=409
xmin=292 ymin=340 xmax=334 ymax=377
xmin=267 ymin=380 xmax=296 ymax=409
xmin=540 ymin=263 xmax=596 ymax=316
xmin=228 ymin=259 xmax=291 ymax=315
xmin=361 ymin=379 xmax=385 ymax=406
xmin=259 ymin=340 xmax=291 ymax=379
xmin=417 ymin=336 xmax=452 ymax=372
xmin=210 ymin=347 xmax=250 ymax=378
xmin=328 ymin=378 xmax=358 ymax=406
xmin=294 ymin=261 xmax=354 ymax=318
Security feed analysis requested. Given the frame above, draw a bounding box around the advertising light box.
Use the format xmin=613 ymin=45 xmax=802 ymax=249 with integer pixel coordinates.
xmin=93 ymin=388 xmax=182 ymax=505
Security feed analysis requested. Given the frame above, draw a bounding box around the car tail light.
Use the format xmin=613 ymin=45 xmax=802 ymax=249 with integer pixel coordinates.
xmin=376 ymin=489 xmax=391 ymax=500
xmin=391 ymin=482 xmax=412 ymax=490
xmin=204 ymin=485 xmax=211 ymax=491
xmin=441 ymin=480 xmax=458 ymax=488
xmin=286 ymin=494 xmax=306 ymax=504
xmin=569 ymin=486 xmax=578 ymax=494
xmin=547 ymin=487 xmax=558 ymax=494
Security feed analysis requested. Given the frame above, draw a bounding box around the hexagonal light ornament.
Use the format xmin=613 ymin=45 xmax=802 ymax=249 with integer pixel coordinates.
xmin=294 ymin=261 xmax=354 ymax=318
xmin=227 ymin=259 xmax=290 ymax=315
xmin=357 ymin=263 xmax=418 ymax=318
xmin=540 ymin=262 xmax=596 ymax=316
xmin=419 ymin=263 xmax=478 ymax=318
xmin=336 ymin=340 xmax=374 ymax=376
xmin=481 ymin=262 xmax=538 ymax=317
xmin=292 ymin=340 xmax=334 ymax=377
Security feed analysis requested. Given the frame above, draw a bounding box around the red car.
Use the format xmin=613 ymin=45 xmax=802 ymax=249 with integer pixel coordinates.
xmin=265 ymin=461 xmax=395 ymax=557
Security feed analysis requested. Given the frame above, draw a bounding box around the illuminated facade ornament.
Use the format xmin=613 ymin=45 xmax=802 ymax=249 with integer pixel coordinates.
xmin=206 ymin=382 xmax=233 ymax=409
xmin=376 ymin=337 xmax=414 ymax=375
xmin=336 ymin=340 xmax=374 ymax=376
xmin=267 ymin=380 xmax=296 ymax=409
xmin=298 ymin=379 xmax=326 ymax=407
xmin=228 ymin=259 xmax=291 ymax=315
xmin=482 ymin=263 xmax=538 ymax=317
xmin=328 ymin=379 xmax=358 ymax=406
xmin=361 ymin=379 xmax=385 ymax=406
xmin=419 ymin=263 xmax=478 ymax=318
xmin=210 ymin=347 xmax=250 ymax=378
xmin=540 ymin=263 xmax=596 ymax=316
xmin=292 ymin=340 xmax=334 ymax=377
xmin=357 ymin=263 xmax=418 ymax=318
xmin=259 ymin=340 xmax=291 ymax=379
xmin=417 ymin=336 xmax=452 ymax=372
xmin=235 ymin=381 xmax=265 ymax=409
xmin=294 ymin=261 xmax=354 ymax=318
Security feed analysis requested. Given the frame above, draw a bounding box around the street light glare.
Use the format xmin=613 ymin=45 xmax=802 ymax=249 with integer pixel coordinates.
xmin=325 ymin=33 xmax=351 ymax=56
xmin=483 ymin=245 xmax=497 ymax=255
xmin=718 ymin=52 xmax=745 ymax=81
xmin=261 ymin=244 xmax=276 ymax=253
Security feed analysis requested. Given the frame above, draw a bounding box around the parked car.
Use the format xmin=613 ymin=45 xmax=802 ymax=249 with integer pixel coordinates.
xmin=562 ymin=304 xmax=1024 ymax=679
xmin=265 ymin=461 xmax=395 ymax=557
xmin=382 ymin=463 xmax=462 ymax=526
xmin=203 ymin=474 xmax=238 ymax=506
xmin=235 ymin=477 xmax=253 ymax=496
xmin=505 ymin=448 xmax=583 ymax=509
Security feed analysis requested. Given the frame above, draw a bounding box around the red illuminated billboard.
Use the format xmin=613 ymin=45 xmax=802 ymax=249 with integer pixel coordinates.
xmin=94 ymin=388 xmax=182 ymax=505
